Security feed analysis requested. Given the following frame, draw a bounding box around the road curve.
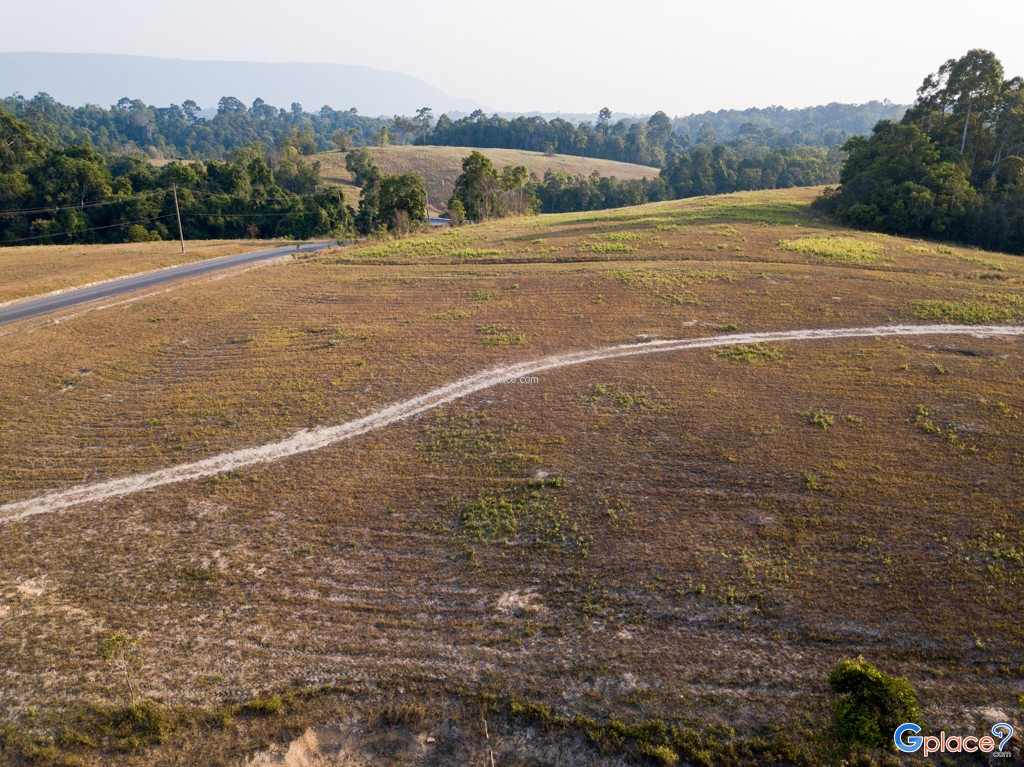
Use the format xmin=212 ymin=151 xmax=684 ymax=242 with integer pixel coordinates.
xmin=0 ymin=323 xmax=1020 ymax=524
xmin=0 ymin=241 xmax=333 ymax=327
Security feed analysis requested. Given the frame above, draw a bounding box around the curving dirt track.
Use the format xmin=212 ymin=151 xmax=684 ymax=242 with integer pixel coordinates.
xmin=1 ymin=323 xmax=1021 ymax=524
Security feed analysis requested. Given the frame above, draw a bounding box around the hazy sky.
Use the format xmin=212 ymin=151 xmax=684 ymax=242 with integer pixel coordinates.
xmin=5 ymin=0 xmax=1023 ymax=115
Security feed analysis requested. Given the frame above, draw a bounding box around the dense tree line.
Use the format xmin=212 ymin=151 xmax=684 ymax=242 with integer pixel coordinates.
xmin=423 ymin=104 xmax=900 ymax=168
xmin=428 ymin=110 xmax=677 ymax=166
xmin=0 ymin=92 xmax=390 ymax=159
xmin=816 ymin=50 xmax=1024 ymax=254
xmin=533 ymin=171 xmax=668 ymax=214
xmin=0 ymin=111 xmax=354 ymax=245
xmin=2 ymin=92 xmax=899 ymax=185
xmin=671 ymin=101 xmax=907 ymax=147
xmin=661 ymin=143 xmax=843 ymax=197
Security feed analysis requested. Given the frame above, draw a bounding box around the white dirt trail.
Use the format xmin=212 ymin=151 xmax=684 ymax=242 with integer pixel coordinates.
xmin=1 ymin=324 xmax=1021 ymax=525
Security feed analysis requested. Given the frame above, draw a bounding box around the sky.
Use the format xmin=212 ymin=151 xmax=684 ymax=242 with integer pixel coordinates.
xmin=5 ymin=0 xmax=1024 ymax=115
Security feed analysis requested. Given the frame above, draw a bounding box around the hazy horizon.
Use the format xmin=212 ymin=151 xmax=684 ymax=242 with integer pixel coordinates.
xmin=4 ymin=0 xmax=1022 ymax=115
xmin=2 ymin=50 xmax=912 ymax=117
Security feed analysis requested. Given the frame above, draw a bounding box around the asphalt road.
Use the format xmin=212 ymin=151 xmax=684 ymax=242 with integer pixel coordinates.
xmin=0 ymin=241 xmax=333 ymax=327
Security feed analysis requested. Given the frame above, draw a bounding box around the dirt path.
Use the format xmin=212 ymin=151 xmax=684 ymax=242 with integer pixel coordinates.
xmin=1 ymin=324 xmax=1021 ymax=524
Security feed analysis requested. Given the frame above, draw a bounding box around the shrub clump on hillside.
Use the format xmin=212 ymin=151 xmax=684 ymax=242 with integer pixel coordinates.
xmin=828 ymin=656 xmax=921 ymax=750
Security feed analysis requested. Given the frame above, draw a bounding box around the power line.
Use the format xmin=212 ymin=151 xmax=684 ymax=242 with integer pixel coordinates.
xmin=0 ymin=188 xmax=169 ymax=217
xmin=0 ymin=185 xmax=346 ymax=217
xmin=192 ymin=212 xmax=314 ymax=218
xmin=1 ymin=214 xmax=176 ymax=245
xmin=180 ymin=187 xmax=346 ymax=204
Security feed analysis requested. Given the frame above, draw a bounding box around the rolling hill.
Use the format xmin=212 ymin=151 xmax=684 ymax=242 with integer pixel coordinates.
xmin=318 ymin=145 xmax=662 ymax=213
xmin=0 ymin=189 xmax=1022 ymax=766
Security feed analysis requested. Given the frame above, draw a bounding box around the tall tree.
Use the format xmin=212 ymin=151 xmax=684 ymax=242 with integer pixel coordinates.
xmin=911 ymin=49 xmax=1004 ymax=161
xmin=378 ymin=172 xmax=428 ymax=234
xmin=451 ymin=150 xmax=502 ymax=221
xmin=415 ymin=107 xmax=434 ymax=145
xmin=817 ymin=50 xmax=1024 ymax=254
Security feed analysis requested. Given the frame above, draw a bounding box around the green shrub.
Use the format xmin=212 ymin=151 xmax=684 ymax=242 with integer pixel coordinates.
xmin=810 ymin=410 xmax=835 ymax=430
xmin=61 ymin=700 xmax=171 ymax=753
xmin=125 ymin=224 xmax=155 ymax=243
xmin=828 ymin=657 xmax=921 ymax=749
xmin=241 ymin=695 xmax=283 ymax=716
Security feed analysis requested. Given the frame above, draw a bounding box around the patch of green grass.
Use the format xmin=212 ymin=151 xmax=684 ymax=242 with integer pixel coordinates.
xmin=707 ymin=223 xmax=742 ymax=238
xmin=479 ymin=324 xmax=527 ymax=347
xmin=809 ymin=410 xmax=835 ymax=430
xmin=988 ymin=292 xmax=1024 ymax=309
xmin=452 ymin=248 xmax=507 ymax=258
xmin=954 ymin=254 xmax=1005 ymax=271
xmin=803 ymin=474 xmax=825 ymax=491
xmin=912 ymin=404 xmax=977 ymax=453
xmin=579 ymin=242 xmax=638 ymax=254
xmin=974 ymin=532 xmax=1024 ymax=567
xmin=336 ymin=230 xmax=477 ymax=260
xmin=591 ymin=231 xmax=646 ymax=242
xmin=449 ymin=486 xmax=588 ymax=552
xmin=779 ymin=235 xmax=886 ymax=263
xmin=240 ymin=695 xmax=283 ymax=716
xmin=711 ymin=200 xmax=813 ymax=225
xmin=991 ymin=401 xmax=1019 ymax=420
xmin=430 ymin=309 xmax=471 ymax=320
xmin=908 ymin=299 xmax=1012 ymax=324
xmin=714 ymin=344 xmax=783 ymax=364
xmin=609 ymin=268 xmax=735 ymax=289
xmin=587 ymin=383 xmax=662 ymax=412
xmin=423 ymin=414 xmax=507 ymax=458
xmin=60 ymin=701 xmax=172 ymax=753
xmin=509 ymin=696 xmax=805 ymax=767
xmin=606 ymin=267 xmax=734 ymax=305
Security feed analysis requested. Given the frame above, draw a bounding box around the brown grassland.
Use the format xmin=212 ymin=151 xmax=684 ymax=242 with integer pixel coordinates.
xmin=0 ymin=189 xmax=1022 ymax=766
xmin=0 ymin=240 xmax=292 ymax=305
xmin=315 ymin=145 xmax=660 ymax=214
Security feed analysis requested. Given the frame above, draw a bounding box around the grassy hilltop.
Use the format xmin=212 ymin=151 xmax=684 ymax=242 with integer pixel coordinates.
xmin=316 ymin=145 xmax=661 ymax=214
xmin=0 ymin=188 xmax=1022 ymax=766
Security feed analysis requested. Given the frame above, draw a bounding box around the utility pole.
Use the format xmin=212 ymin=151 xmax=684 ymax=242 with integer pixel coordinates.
xmin=172 ymin=184 xmax=185 ymax=254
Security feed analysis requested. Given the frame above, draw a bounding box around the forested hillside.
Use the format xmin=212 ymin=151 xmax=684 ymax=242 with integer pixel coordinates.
xmin=0 ymin=111 xmax=353 ymax=245
xmin=671 ymin=101 xmax=907 ymax=146
xmin=1 ymin=93 xmax=387 ymax=160
xmin=426 ymin=109 xmax=854 ymax=167
xmin=0 ymin=92 xmax=928 ymax=247
xmin=2 ymin=93 xmax=897 ymax=169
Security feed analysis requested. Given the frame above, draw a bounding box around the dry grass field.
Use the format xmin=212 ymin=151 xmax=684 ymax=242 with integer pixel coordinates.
xmin=316 ymin=145 xmax=661 ymax=214
xmin=0 ymin=240 xmax=292 ymax=305
xmin=0 ymin=188 xmax=1022 ymax=766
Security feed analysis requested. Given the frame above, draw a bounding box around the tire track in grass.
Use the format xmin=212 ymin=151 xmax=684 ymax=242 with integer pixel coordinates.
xmin=1 ymin=324 xmax=1021 ymax=524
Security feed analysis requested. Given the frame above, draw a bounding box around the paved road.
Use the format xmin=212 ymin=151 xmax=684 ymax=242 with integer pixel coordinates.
xmin=0 ymin=241 xmax=333 ymax=327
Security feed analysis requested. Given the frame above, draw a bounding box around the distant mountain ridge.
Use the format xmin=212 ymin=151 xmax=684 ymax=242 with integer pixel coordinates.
xmin=0 ymin=52 xmax=484 ymax=116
